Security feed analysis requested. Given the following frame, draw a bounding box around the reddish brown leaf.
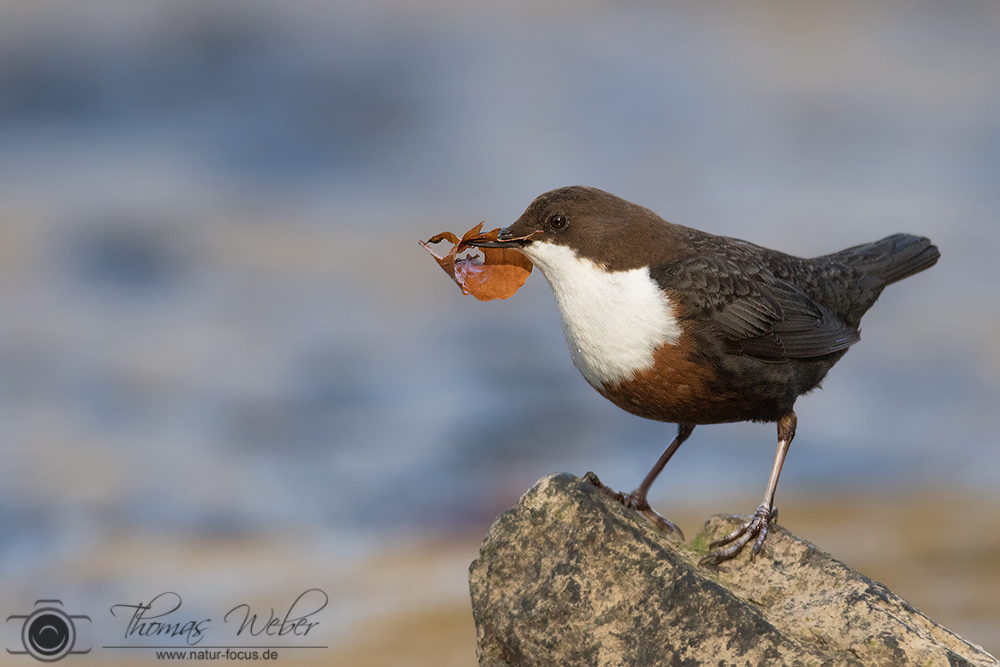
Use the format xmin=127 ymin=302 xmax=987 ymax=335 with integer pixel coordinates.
xmin=420 ymin=223 xmax=535 ymax=301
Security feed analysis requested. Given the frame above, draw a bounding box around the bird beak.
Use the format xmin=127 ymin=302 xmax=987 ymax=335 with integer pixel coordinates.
xmin=465 ymin=226 xmax=536 ymax=248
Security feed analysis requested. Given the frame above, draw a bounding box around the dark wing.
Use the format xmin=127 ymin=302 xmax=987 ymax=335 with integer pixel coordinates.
xmin=651 ymin=256 xmax=860 ymax=361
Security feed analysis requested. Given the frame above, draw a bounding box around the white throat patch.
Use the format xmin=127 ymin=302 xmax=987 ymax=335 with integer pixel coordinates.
xmin=519 ymin=241 xmax=682 ymax=387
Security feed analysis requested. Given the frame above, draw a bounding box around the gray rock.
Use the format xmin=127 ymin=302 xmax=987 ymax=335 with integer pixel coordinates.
xmin=469 ymin=473 xmax=998 ymax=667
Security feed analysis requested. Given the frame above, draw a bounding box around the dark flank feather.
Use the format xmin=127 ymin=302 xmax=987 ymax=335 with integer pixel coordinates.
xmin=651 ymin=230 xmax=938 ymax=363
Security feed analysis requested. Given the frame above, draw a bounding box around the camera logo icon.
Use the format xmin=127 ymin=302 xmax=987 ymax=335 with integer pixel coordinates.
xmin=6 ymin=600 xmax=91 ymax=662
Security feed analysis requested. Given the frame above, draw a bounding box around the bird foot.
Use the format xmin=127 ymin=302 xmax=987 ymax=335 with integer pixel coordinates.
xmin=700 ymin=503 xmax=778 ymax=566
xmin=583 ymin=472 xmax=684 ymax=539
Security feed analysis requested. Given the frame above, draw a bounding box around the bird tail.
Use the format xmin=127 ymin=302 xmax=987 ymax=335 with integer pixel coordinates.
xmin=828 ymin=233 xmax=940 ymax=286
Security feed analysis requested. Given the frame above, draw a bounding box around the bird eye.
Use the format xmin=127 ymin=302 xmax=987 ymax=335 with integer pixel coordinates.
xmin=548 ymin=214 xmax=567 ymax=230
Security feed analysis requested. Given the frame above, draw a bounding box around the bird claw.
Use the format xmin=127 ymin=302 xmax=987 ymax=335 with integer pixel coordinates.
xmin=583 ymin=472 xmax=684 ymax=540
xmin=623 ymin=493 xmax=685 ymax=539
xmin=699 ymin=503 xmax=777 ymax=566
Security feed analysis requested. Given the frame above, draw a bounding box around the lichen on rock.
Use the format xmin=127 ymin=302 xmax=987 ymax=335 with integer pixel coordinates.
xmin=469 ymin=473 xmax=998 ymax=667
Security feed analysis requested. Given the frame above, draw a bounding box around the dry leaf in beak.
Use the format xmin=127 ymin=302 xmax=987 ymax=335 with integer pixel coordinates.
xmin=420 ymin=222 xmax=533 ymax=301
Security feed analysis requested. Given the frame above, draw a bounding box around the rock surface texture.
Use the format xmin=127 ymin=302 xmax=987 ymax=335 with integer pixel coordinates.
xmin=469 ymin=473 xmax=998 ymax=667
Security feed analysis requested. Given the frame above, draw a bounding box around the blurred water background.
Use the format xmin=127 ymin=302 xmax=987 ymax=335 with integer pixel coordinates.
xmin=1 ymin=1 xmax=999 ymax=663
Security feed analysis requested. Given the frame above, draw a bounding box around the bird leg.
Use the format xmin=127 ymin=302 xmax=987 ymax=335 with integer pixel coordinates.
xmin=701 ymin=412 xmax=797 ymax=565
xmin=585 ymin=423 xmax=695 ymax=539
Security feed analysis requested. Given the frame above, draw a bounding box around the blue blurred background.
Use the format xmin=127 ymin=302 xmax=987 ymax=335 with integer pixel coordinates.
xmin=1 ymin=0 xmax=998 ymax=662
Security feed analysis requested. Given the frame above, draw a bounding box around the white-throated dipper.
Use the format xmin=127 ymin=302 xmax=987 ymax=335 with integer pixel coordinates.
xmin=466 ymin=185 xmax=940 ymax=565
